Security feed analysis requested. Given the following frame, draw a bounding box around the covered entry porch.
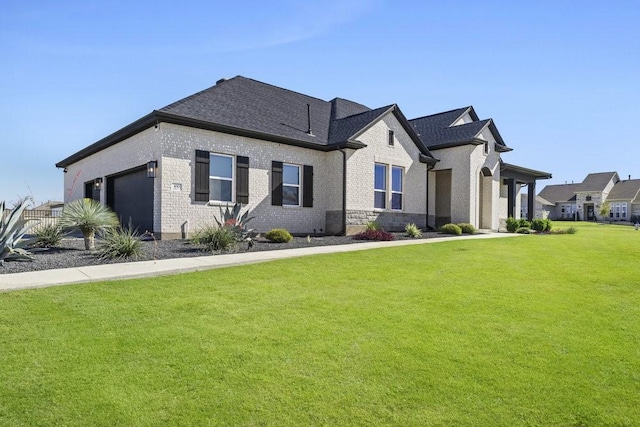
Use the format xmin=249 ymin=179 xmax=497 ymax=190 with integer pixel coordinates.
xmin=501 ymin=162 xmax=552 ymax=221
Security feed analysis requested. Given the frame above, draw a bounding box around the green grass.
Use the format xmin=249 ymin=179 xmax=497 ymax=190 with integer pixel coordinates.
xmin=1 ymin=221 xmax=640 ymax=425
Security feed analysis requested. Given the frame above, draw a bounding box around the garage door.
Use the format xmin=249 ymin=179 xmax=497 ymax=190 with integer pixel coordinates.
xmin=106 ymin=167 xmax=154 ymax=233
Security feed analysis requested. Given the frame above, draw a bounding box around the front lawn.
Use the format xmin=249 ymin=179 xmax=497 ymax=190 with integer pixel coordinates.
xmin=1 ymin=222 xmax=639 ymax=425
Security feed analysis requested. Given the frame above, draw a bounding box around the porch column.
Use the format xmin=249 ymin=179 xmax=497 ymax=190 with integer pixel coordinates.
xmin=507 ymin=178 xmax=516 ymax=218
xmin=527 ymin=182 xmax=536 ymax=221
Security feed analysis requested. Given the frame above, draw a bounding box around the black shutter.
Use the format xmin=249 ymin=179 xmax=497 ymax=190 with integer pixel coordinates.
xmin=195 ymin=150 xmax=210 ymax=202
xmin=303 ymin=165 xmax=313 ymax=207
xmin=236 ymin=156 xmax=249 ymax=204
xmin=271 ymin=161 xmax=283 ymax=206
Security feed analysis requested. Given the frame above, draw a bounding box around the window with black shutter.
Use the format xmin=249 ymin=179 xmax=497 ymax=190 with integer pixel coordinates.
xmin=271 ymin=161 xmax=283 ymax=206
xmin=236 ymin=156 xmax=249 ymax=204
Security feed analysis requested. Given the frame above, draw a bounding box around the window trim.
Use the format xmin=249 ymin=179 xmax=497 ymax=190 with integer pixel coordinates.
xmin=209 ymin=153 xmax=234 ymax=203
xmin=391 ymin=166 xmax=403 ymax=211
xmin=374 ymin=163 xmax=387 ymax=210
xmin=282 ymin=163 xmax=301 ymax=207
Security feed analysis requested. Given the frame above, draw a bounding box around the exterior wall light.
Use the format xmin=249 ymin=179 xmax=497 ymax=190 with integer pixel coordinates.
xmin=147 ymin=160 xmax=158 ymax=178
xmin=94 ymin=177 xmax=103 ymax=190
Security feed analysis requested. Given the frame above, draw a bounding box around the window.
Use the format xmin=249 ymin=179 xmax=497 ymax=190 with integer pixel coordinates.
xmin=283 ymin=164 xmax=300 ymax=206
xmin=388 ymin=130 xmax=394 ymax=146
xmin=391 ymin=166 xmax=403 ymax=210
xmin=271 ymin=161 xmax=314 ymax=207
xmin=622 ymin=202 xmax=627 ymax=218
xmin=209 ymin=154 xmax=233 ymax=202
xmin=194 ymin=151 xmax=249 ymax=203
xmin=586 ymin=195 xmax=592 ymax=201
xmin=483 ymin=141 xmax=489 ymax=155
xmin=374 ymin=163 xmax=387 ymax=209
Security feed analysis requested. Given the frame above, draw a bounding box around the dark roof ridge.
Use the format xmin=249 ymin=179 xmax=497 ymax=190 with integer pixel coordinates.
xmin=329 ymin=97 xmax=370 ymax=109
xmin=410 ymin=106 xmax=472 ymax=122
xmin=236 ymin=75 xmax=330 ymax=103
xmin=161 ymin=75 xmax=332 ymax=112
xmin=333 ymin=103 xmax=394 ymax=122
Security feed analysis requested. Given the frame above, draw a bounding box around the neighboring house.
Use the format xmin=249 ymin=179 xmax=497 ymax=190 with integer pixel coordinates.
xmin=56 ymin=76 xmax=551 ymax=238
xmin=520 ymin=194 xmax=553 ymax=219
xmin=539 ymin=172 xmax=640 ymax=221
xmin=605 ymin=178 xmax=640 ymax=222
xmin=32 ymin=201 xmax=65 ymax=217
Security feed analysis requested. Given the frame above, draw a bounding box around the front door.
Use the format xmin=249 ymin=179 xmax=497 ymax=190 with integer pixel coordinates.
xmin=585 ymin=204 xmax=595 ymax=221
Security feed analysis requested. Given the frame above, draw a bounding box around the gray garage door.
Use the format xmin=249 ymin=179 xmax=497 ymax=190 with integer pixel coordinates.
xmin=106 ymin=167 xmax=154 ymax=233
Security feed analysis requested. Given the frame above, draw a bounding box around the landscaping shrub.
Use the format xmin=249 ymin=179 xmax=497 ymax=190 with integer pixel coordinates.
xmin=544 ymin=219 xmax=553 ymax=231
xmin=505 ymin=217 xmax=519 ymax=233
xmin=365 ymin=221 xmax=380 ymax=231
xmin=265 ymin=228 xmax=293 ymax=243
xmin=440 ymin=223 xmax=462 ymax=236
xmin=96 ymin=226 xmax=142 ymax=260
xmin=1 ymin=199 xmax=38 ymax=264
xmin=214 ymin=203 xmax=256 ymax=242
xmin=32 ymin=223 xmax=65 ymax=248
xmin=531 ymin=219 xmax=546 ymax=232
xmin=567 ymin=226 xmax=577 ymax=234
xmin=457 ymin=223 xmax=476 ymax=234
xmin=59 ymin=198 xmax=118 ymax=250
xmin=516 ymin=227 xmax=531 ymax=234
xmin=352 ymin=229 xmax=395 ymax=241
xmin=192 ymin=225 xmax=238 ymax=252
xmin=405 ymin=223 xmax=422 ymax=238
xmin=518 ymin=219 xmax=531 ymax=229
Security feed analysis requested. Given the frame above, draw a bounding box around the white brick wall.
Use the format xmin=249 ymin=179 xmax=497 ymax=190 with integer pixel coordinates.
xmin=159 ymin=123 xmax=329 ymax=237
xmin=345 ymin=114 xmax=427 ymax=214
xmin=61 ymin=114 xmax=438 ymax=238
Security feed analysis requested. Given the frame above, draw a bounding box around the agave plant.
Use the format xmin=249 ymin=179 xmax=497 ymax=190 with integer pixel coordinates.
xmin=1 ymin=199 xmax=39 ymax=265
xmin=59 ymin=198 xmax=119 ymax=250
xmin=214 ymin=203 xmax=257 ymax=241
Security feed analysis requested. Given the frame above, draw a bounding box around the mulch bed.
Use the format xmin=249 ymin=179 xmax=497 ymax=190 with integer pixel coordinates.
xmin=1 ymin=231 xmax=449 ymax=275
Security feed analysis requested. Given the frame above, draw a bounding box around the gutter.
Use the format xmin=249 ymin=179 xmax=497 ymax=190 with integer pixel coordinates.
xmin=338 ymin=146 xmax=348 ymax=236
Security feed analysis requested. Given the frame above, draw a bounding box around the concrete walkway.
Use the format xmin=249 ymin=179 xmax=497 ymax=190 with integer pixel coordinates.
xmin=0 ymin=233 xmax=520 ymax=292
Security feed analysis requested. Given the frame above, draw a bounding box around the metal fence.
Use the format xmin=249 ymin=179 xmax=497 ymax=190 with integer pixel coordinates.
xmin=2 ymin=209 xmax=61 ymax=230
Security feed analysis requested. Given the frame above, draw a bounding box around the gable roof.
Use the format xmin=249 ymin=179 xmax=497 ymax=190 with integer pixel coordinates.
xmin=538 ymin=183 xmax=580 ymax=204
xmin=408 ymin=106 xmax=510 ymax=151
xmin=56 ymin=76 xmax=437 ymax=168
xmin=607 ymin=179 xmax=640 ymax=201
xmin=575 ymin=172 xmax=619 ymax=192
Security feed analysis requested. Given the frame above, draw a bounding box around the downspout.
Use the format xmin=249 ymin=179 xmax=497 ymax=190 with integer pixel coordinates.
xmin=339 ymin=147 xmax=347 ymax=235
xmin=426 ymin=163 xmax=435 ymax=230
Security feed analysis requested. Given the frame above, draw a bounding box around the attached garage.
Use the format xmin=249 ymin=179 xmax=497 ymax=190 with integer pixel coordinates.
xmin=106 ymin=166 xmax=154 ymax=233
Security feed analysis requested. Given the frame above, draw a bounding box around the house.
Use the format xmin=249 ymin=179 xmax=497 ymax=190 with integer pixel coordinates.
xmin=539 ymin=172 xmax=640 ymax=221
xmin=520 ymin=194 xmax=553 ymax=219
xmin=56 ymin=76 xmax=551 ymax=238
xmin=605 ymin=178 xmax=640 ymax=222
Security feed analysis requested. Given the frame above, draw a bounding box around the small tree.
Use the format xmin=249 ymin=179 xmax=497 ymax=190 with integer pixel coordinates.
xmin=599 ymin=201 xmax=611 ymax=223
xmin=59 ymin=199 xmax=119 ymax=250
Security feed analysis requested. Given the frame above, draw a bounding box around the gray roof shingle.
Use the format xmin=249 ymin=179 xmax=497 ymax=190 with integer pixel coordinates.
xmin=538 ymin=183 xmax=580 ymax=203
xmin=575 ymin=172 xmax=618 ymax=192
xmin=607 ymin=179 xmax=640 ymax=201
xmin=57 ymin=76 xmax=436 ymax=167
xmin=408 ymin=106 xmax=507 ymax=150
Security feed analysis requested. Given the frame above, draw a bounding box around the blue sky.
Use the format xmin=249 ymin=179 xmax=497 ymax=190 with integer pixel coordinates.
xmin=1 ymin=0 xmax=638 ymax=205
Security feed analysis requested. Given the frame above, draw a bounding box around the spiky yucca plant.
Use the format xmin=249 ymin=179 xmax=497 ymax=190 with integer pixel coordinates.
xmin=59 ymin=198 xmax=119 ymax=250
xmin=1 ymin=199 xmax=39 ymax=265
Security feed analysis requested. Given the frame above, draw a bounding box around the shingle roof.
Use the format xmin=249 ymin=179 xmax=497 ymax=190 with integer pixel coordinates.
xmin=160 ymin=76 xmax=333 ymax=144
xmin=538 ymin=183 xmax=580 ymax=204
xmin=575 ymin=172 xmax=618 ymax=192
xmin=57 ymin=76 xmax=436 ymax=167
xmin=408 ymin=107 xmax=508 ymax=150
xmin=607 ymin=179 xmax=640 ymax=201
